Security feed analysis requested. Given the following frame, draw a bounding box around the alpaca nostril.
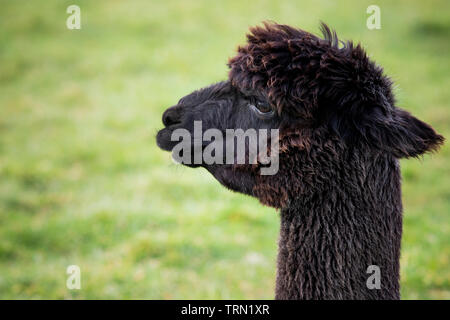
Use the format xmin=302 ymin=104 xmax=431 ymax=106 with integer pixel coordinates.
xmin=162 ymin=107 xmax=181 ymax=127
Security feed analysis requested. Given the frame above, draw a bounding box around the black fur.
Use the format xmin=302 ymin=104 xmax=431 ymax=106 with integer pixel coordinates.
xmin=156 ymin=22 xmax=444 ymax=299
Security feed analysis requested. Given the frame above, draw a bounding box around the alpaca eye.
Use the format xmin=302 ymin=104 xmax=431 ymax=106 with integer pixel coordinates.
xmin=249 ymin=102 xmax=275 ymax=118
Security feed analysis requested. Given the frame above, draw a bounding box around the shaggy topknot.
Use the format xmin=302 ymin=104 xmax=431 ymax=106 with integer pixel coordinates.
xmin=228 ymin=22 xmax=390 ymax=119
xmin=228 ymin=22 xmax=443 ymax=159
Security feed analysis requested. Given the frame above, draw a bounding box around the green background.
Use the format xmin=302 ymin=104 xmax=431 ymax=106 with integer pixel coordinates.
xmin=0 ymin=0 xmax=448 ymax=299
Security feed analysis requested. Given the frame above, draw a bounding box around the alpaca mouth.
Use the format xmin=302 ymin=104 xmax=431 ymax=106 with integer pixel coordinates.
xmin=156 ymin=105 xmax=202 ymax=168
xmin=157 ymin=104 xmax=186 ymax=152
xmin=156 ymin=126 xmax=179 ymax=152
xmin=156 ymin=127 xmax=202 ymax=169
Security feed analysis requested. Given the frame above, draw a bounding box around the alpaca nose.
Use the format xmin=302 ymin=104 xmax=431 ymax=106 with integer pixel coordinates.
xmin=162 ymin=106 xmax=182 ymax=126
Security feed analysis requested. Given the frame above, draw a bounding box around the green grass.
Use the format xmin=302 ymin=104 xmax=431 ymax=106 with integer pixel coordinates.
xmin=0 ymin=0 xmax=448 ymax=299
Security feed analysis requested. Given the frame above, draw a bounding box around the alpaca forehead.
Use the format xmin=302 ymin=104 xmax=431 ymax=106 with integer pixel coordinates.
xmin=177 ymin=81 xmax=235 ymax=107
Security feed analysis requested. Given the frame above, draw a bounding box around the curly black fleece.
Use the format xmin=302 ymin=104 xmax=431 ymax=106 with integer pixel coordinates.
xmin=157 ymin=22 xmax=444 ymax=299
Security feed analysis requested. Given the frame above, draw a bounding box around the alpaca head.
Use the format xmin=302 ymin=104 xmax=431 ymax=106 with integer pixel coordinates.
xmin=156 ymin=22 xmax=444 ymax=208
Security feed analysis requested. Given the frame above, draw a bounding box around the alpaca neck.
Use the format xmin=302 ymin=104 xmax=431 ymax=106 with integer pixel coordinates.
xmin=275 ymin=154 xmax=402 ymax=300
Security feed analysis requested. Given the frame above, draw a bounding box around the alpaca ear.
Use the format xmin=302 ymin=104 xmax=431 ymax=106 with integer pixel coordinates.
xmin=358 ymin=107 xmax=444 ymax=158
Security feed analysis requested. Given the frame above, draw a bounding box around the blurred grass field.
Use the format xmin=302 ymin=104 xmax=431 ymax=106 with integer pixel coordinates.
xmin=0 ymin=0 xmax=448 ymax=299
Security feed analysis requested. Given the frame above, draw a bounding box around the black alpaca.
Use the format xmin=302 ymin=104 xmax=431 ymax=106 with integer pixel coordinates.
xmin=156 ymin=23 xmax=444 ymax=299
